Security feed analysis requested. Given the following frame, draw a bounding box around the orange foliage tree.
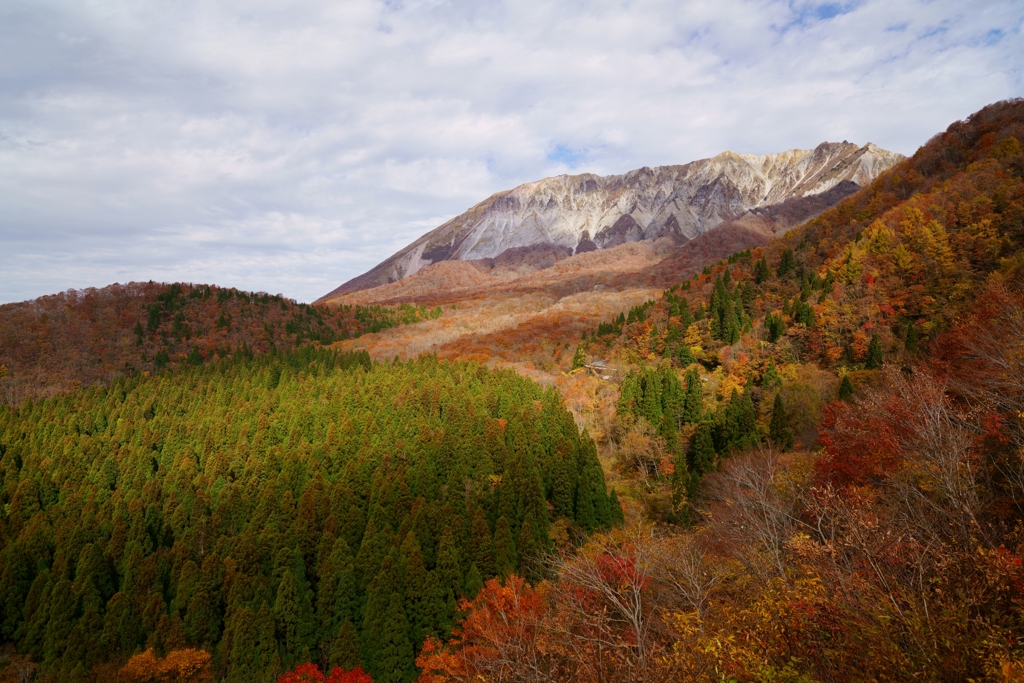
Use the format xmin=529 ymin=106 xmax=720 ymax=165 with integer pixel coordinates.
xmin=116 ymin=648 xmax=213 ymax=683
xmin=416 ymin=575 xmax=551 ymax=683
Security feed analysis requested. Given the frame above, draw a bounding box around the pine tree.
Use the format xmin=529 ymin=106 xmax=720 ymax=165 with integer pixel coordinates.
xmin=329 ymin=621 xmax=361 ymax=672
xmin=839 ymin=375 xmax=854 ymax=402
xmin=574 ymin=466 xmax=596 ymax=532
xmin=905 ymin=321 xmax=919 ymax=354
xmin=316 ymin=537 xmax=356 ymax=652
xmin=671 ymin=446 xmax=689 ymax=513
xmin=400 ymin=536 xmax=430 ymax=654
xmin=761 ymin=358 xmax=782 ymax=389
xmin=550 ymin=455 xmax=576 ymax=520
xmin=493 ymin=516 xmax=518 ymax=576
xmin=677 ymin=296 xmax=694 ymax=328
xmin=571 ymin=342 xmax=587 ymax=370
xmin=769 ymin=393 xmax=794 ymax=450
xmin=608 ymin=488 xmax=625 ymax=526
xmin=765 ymin=313 xmax=785 ymax=343
xmin=516 ymin=514 xmax=541 ymax=580
xmin=689 ymin=423 xmax=716 ymax=478
xmin=682 ymin=368 xmax=704 ymax=424
xmin=640 ymin=369 xmax=663 ymax=426
xmin=865 ymin=333 xmax=883 ymax=369
xmin=361 ymin=555 xmax=401 ymax=674
xmin=468 ymin=508 xmax=495 ymax=577
xmin=374 ymin=594 xmax=415 ymax=683
xmin=434 ymin=524 xmax=463 ymax=597
xmin=273 ymin=553 xmax=316 ymax=669
xmin=675 ymin=343 xmax=696 ymax=368
xmin=464 ymin=564 xmax=484 ymax=598
xmin=754 ymin=255 xmax=771 ymax=284
xmin=226 ymin=604 xmax=278 ymax=683
xmin=422 ymin=570 xmax=449 ymax=639
xmin=777 ymin=249 xmax=795 ymax=277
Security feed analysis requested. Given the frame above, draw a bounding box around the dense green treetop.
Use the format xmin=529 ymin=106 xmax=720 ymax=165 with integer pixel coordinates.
xmin=0 ymin=346 xmax=614 ymax=681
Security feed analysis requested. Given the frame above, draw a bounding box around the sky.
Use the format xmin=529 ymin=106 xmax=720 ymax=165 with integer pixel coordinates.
xmin=1 ymin=0 xmax=1021 ymax=304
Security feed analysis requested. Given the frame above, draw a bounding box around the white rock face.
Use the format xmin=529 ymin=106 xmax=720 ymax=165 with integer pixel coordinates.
xmin=323 ymin=141 xmax=903 ymax=298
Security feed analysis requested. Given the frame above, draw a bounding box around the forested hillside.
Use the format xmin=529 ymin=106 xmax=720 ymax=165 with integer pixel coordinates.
xmin=0 ymin=347 xmax=619 ymax=682
xmin=0 ymin=282 xmax=442 ymax=403
xmin=564 ymin=98 xmax=1024 ymax=508
xmin=412 ymin=101 xmax=1024 ymax=681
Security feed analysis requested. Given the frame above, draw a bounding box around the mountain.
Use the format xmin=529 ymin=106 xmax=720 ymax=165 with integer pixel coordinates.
xmin=319 ymin=141 xmax=903 ymax=300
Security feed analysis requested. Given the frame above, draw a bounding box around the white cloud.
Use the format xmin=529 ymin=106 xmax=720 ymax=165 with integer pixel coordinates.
xmin=0 ymin=0 xmax=1021 ymax=303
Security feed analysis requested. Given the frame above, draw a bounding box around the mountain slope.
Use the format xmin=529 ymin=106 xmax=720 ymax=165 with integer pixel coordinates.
xmin=0 ymin=282 xmax=441 ymax=402
xmin=416 ymin=98 xmax=1024 ymax=683
xmin=320 ymin=142 xmax=902 ymax=300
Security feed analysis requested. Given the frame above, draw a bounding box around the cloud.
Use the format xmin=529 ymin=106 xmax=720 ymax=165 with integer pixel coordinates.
xmin=0 ymin=0 xmax=1021 ymax=303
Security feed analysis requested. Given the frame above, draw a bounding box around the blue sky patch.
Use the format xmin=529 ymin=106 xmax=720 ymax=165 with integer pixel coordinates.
xmin=548 ymin=144 xmax=585 ymax=168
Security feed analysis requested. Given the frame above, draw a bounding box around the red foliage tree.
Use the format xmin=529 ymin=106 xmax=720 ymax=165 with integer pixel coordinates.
xmin=278 ymin=663 xmax=374 ymax=683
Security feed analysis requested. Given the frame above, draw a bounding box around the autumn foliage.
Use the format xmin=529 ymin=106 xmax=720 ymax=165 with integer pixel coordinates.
xmin=117 ymin=648 xmax=213 ymax=683
xmin=407 ymin=100 xmax=1024 ymax=683
xmin=0 ymin=281 xmax=438 ymax=402
xmin=417 ymin=576 xmax=549 ymax=683
xmin=277 ymin=663 xmax=373 ymax=683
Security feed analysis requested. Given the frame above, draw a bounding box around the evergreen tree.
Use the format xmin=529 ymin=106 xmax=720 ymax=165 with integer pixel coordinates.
xmin=675 ymin=342 xmax=696 ymax=368
xmin=400 ymin=535 xmax=430 ymax=654
xmin=226 ymin=604 xmax=278 ymax=683
xmin=671 ymin=446 xmax=689 ymax=513
xmin=435 ymin=524 xmax=463 ymax=597
xmin=469 ymin=508 xmax=496 ymax=577
xmin=839 ymin=375 xmax=855 ymax=402
xmin=905 ymin=321 xmax=919 ymax=354
xmin=721 ymin=389 xmax=758 ymax=453
xmin=608 ymin=488 xmax=625 ymax=526
xmin=329 ymin=621 xmax=361 ymax=672
xmin=274 ymin=556 xmax=316 ymax=669
xmin=769 ymin=393 xmax=794 ymax=450
xmin=361 ymin=555 xmax=401 ymax=674
xmin=101 ymin=591 xmax=141 ymax=656
xmin=316 ymin=537 xmax=356 ymax=652
xmin=676 ymin=296 xmax=694 ymax=328
xmin=493 ymin=517 xmax=518 ymax=576
xmin=550 ymin=455 xmax=576 ymax=520
xmin=464 ymin=564 xmax=484 ymax=598
xmin=754 ymin=255 xmax=771 ymax=284
xmin=689 ymin=423 xmax=716 ymax=479
xmin=682 ymin=368 xmax=704 ymax=424
xmin=765 ymin=313 xmax=785 ymax=342
xmin=516 ymin=514 xmax=541 ymax=580
xmin=640 ymin=369 xmax=663 ymax=425
xmin=375 ymin=593 xmax=415 ymax=683
xmin=761 ymin=358 xmax=782 ymax=389
xmin=574 ymin=466 xmax=596 ymax=532
xmin=865 ymin=333 xmax=883 ymax=369
xmin=777 ymin=249 xmax=795 ymax=277
xmin=571 ymin=342 xmax=587 ymax=370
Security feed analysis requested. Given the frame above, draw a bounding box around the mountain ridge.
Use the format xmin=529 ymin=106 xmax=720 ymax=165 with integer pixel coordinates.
xmin=318 ymin=141 xmax=903 ymax=301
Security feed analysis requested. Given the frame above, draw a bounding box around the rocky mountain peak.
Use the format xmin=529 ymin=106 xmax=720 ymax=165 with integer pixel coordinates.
xmin=319 ymin=141 xmax=903 ymax=301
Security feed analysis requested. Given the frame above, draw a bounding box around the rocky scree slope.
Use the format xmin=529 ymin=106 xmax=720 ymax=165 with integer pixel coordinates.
xmin=320 ymin=141 xmax=902 ymax=300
